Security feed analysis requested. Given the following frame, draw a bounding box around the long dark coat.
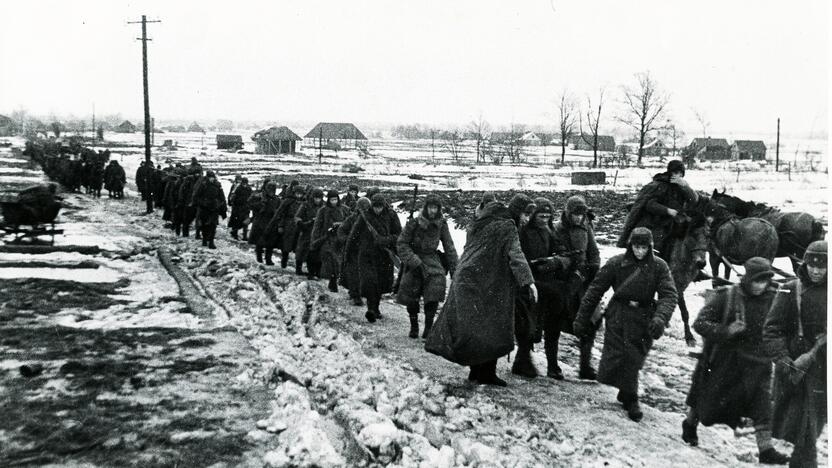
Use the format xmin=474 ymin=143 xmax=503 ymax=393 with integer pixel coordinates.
xmin=250 ymin=192 xmax=280 ymax=247
xmin=195 ymin=180 xmax=227 ymax=226
xmin=425 ymin=202 xmax=534 ymax=366
xmin=228 ymin=184 xmax=252 ymax=230
xmin=551 ymin=212 xmax=601 ymax=333
xmin=517 ymin=219 xmax=563 ymax=344
xmin=294 ymin=200 xmax=323 ymax=263
xmin=312 ymin=203 xmax=350 ymax=279
xmin=342 ymin=205 xmax=402 ymax=298
xmin=396 ymin=209 xmax=458 ymax=305
xmin=687 ymin=284 xmax=776 ymax=428
xmin=161 ymin=175 xmax=179 ymax=221
xmin=617 ymin=172 xmax=698 ymax=248
xmin=763 ymin=266 xmax=827 ymax=445
xmin=104 ymin=163 xmax=126 ymax=192
xmin=264 ymin=198 xmax=303 ymax=251
xmin=575 ymin=249 xmax=677 ymax=394
xmin=177 ymin=175 xmax=199 ymax=226
xmin=338 ymin=211 xmax=362 ymax=292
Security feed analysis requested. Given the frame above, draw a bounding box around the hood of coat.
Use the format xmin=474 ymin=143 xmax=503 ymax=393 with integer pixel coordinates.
xmin=470 ymin=202 xmax=512 ymax=236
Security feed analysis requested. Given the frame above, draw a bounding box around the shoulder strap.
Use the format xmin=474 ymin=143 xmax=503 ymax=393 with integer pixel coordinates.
xmin=610 ymin=266 xmax=642 ymax=302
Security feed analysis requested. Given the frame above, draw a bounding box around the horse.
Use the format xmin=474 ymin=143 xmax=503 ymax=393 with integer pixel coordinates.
xmin=691 ymin=195 xmax=779 ymax=286
xmin=666 ymin=210 xmax=709 ymax=346
xmin=711 ymin=189 xmax=826 ymax=273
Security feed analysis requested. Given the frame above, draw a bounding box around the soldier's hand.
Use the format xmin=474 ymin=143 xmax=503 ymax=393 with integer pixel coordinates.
xmin=666 ymin=208 xmax=679 ymax=217
xmin=648 ymin=317 xmax=665 ymax=340
xmin=527 ymin=283 xmax=538 ymax=303
xmin=793 ymin=352 xmax=814 ymax=376
xmin=725 ymin=320 xmax=746 ymax=338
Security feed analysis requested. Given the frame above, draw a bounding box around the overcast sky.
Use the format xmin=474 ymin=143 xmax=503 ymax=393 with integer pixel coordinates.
xmin=0 ymin=0 xmax=828 ymax=136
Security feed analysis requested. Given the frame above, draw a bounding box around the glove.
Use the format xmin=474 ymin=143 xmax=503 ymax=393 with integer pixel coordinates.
xmin=724 ymin=320 xmax=746 ymax=338
xmin=278 ymin=227 xmax=284 ymax=234
xmin=573 ymin=320 xmax=589 ymax=338
xmin=648 ymin=317 xmax=665 ymax=340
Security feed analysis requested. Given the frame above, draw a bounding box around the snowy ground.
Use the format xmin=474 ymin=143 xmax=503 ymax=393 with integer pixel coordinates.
xmin=0 ymin=135 xmax=828 ymax=466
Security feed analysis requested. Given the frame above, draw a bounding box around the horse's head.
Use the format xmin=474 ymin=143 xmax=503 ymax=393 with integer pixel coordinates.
xmin=674 ymin=210 xmax=710 ymax=271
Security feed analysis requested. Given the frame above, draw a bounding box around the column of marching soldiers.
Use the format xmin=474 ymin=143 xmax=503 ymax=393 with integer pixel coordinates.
xmin=32 ymin=145 xmax=826 ymax=468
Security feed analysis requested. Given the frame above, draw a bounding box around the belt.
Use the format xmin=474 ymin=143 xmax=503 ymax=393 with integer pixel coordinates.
xmin=613 ymin=297 xmax=654 ymax=309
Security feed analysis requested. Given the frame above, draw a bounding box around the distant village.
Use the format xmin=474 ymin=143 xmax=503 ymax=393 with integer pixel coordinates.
xmin=0 ymin=112 xmax=799 ymax=166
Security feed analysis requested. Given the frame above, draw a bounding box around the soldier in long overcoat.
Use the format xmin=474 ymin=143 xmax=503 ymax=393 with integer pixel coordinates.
xmin=228 ymin=177 xmax=252 ymax=241
xmin=312 ymin=190 xmax=350 ymax=292
xmin=294 ymin=188 xmax=325 ymax=278
xmin=343 ymin=193 xmax=402 ymax=322
xmin=616 ymin=160 xmax=698 ymax=259
xmin=265 ymin=185 xmax=306 ymax=269
xmin=338 ymin=198 xmax=370 ymax=305
xmin=764 ymin=240 xmax=827 ymax=468
xmin=251 ymin=181 xmax=280 ymax=264
xmin=396 ymin=194 xmax=458 ymax=339
xmin=426 ymin=194 xmax=538 ymax=387
xmin=176 ymin=170 xmax=201 ymax=237
xmin=550 ymin=195 xmax=601 ymax=380
xmin=194 ymin=171 xmax=227 ymax=249
xmin=573 ymin=227 xmax=677 ymax=422
xmin=682 ymin=257 xmax=789 ymax=465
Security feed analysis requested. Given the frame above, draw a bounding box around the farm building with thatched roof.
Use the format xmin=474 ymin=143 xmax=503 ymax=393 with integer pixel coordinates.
xmin=569 ymin=134 xmax=616 ymax=152
xmin=688 ymin=137 xmax=731 ymax=160
xmin=252 ymin=126 xmax=301 ymax=154
xmin=304 ymin=122 xmax=367 ymax=150
xmin=114 ymin=120 xmax=138 ymax=133
xmin=187 ymin=122 xmax=205 ymax=133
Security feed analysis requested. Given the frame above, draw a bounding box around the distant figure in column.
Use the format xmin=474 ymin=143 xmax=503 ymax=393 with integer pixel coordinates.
xmin=312 ymin=190 xmax=350 ymax=292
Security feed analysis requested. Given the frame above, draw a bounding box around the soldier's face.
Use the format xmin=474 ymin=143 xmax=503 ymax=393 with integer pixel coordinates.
xmin=314 ymin=196 xmax=323 ymax=205
xmin=534 ymin=213 xmax=551 ymax=227
xmin=426 ymin=205 xmax=439 ymax=218
xmin=329 ymin=197 xmax=338 ymax=207
xmin=372 ymin=205 xmax=384 ymax=215
xmin=807 ymin=265 xmax=827 ymax=283
xmin=632 ymin=245 xmax=650 ymax=260
xmin=349 ymin=190 xmax=357 ymax=197
xmin=747 ymin=279 xmax=769 ymax=296
xmin=519 ymin=213 xmax=531 ymax=226
xmin=570 ymin=213 xmax=584 ymax=225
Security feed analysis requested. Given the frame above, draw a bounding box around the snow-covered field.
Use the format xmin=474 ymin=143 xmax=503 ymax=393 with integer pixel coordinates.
xmin=0 ymin=134 xmax=828 ymax=466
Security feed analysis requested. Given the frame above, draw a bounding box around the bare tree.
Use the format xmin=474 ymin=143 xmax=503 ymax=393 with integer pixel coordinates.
xmin=444 ymin=129 xmax=463 ymax=163
xmin=498 ymin=123 xmax=524 ymax=164
xmin=618 ymin=71 xmax=670 ymax=164
xmin=579 ymin=88 xmax=605 ymax=168
xmin=659 ymin=119 xmax=685 ymax=159
xmin=557 ymin=90 xmax=577 ymax=164
xmin=692 ymin=108 xmax=710 ymax=137
xmin=468 ymin=114 xmax=490 ymax=164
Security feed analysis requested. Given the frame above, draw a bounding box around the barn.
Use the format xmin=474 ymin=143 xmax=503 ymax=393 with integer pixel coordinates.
xmin=569 ymin=134 xmax=616 ymax=152
xmin=688 ymin=137 xmax=730 ymax=160
xmin=304 ymin=122 xmax=367 ymax=150
xmin=252 ymin=126 xmax=301 ymax=154
xmin=731 ymin=140 xmax=767 ymax=161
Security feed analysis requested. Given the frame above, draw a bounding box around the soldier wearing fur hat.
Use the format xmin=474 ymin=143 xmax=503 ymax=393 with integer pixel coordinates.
xmin=683 ymin=257 xmax=789 ymax=464
xmin=338 ymin=197 xmax=372 ymax=305
xmin=228 ymin=177 xmax=252 ymax=241
xmin=396 ymin=194 xmax=459 ymax=339
xmin=193 ymin=171 xmax=227 ymax=249
xmin=426 ymin=193 xmax=538 ymax=387
xmin=764 ymin=240 xmax=827 ymax=468
xmin=251 ymin=181 xmax=280 ymax=264
xmin=294 ymin=188 xmax=325 ymax=278
xmin=343 ymin=193 xmax=402 ymax=322
xmin=344 ymin=184 xmax=360 ymax=211
xmin=617 ymin=160 xmax=698 ymax=260
xmin=513 ymin=196 xmax=559 ymax=378
xmin=312 ymin=190 xmax=351 ymax=292
xmin=548 ymin=195 xmax=601 ymax=380
xmin=266 ymin=184 xmax=306 ymax=270
xmin=573 ymin=227 xmax=677 ymax=421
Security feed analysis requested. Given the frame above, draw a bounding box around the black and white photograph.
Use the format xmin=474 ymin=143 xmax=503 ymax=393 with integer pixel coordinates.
xmin=0 ymin=1 xmax=828 ymax=466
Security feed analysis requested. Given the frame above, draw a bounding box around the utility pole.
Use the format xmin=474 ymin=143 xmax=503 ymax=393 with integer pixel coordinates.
xmin=775 ymin=117 xmax=780 ymax=172
xmin=318 ymin=127 xmax=323 ymax=164
xmin=129 ymin=15 xmax=161 ymax=214
xmin=91 ymin=103 xmax=95 ymax=144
